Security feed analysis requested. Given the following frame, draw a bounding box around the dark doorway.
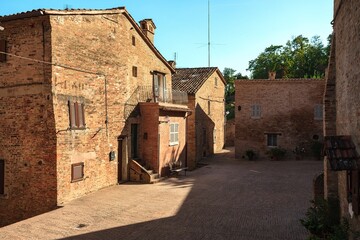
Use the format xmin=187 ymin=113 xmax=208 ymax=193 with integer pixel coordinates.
xmin=117 ymin=138 xmax=123 ymax=183
xmin=0 ymin=159 xmax=4 ymax=194
xmin=131 ymin=124 xmax=138 ymax=158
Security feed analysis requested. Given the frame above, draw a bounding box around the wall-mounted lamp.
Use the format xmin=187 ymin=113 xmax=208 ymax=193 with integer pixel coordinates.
xmin=238 ymin=106 xmax=241 ymax=111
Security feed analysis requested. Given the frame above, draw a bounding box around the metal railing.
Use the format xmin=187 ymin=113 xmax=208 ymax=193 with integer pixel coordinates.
xmin=124 ymin=85 xmax=188 ymax=119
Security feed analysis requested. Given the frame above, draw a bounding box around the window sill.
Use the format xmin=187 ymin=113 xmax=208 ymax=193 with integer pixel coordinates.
xmin=70 ymin=127 xmax=87 ymax=130
xmin=71 ymin=178 xmax=84 ymax=183
xmin=0 ymin=193 xmax=9 ymax=199
xmin=169 ymin=142 xmax=179 ymax=146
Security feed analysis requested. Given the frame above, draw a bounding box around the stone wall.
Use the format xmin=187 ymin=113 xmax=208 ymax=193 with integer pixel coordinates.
xmin=0 ymin=16 xmax=57 ymax=226
xmin=193 ymin=71 xmax=225 ymax=163
xmin=49 ymin=11 xmax=174 ymax=204
xmin=0 ymin=8 xmax=176 ymax=225
xmin=331 ymin=0 xmax=360 ymax=231
xmin=235 ymin=79 xmax=325 ymax=159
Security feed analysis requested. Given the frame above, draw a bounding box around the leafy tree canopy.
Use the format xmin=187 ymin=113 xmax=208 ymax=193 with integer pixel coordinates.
xmin=223 ymin=68 xmax=248 ymax=119
xmin=247 ymin=34 xmax=331 ymax=79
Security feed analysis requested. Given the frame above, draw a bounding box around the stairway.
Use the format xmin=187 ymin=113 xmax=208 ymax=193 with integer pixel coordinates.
xmin=129 ymin=160 xmax=163 ymax=183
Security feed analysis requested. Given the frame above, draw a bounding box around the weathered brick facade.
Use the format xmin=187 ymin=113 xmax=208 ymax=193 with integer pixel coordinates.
xmin=173 ymin=68 xmax=226 ymax=170
xmin=0 ymin=8 xmax=188 ymax=226
xmin=235 ymin=79 xmax=325 ymax=159
xmin=324 ymin=0 xmax=360 ymax=233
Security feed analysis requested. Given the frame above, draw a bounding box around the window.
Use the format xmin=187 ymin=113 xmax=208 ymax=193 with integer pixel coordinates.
xmin=349 ymin=170 xmax=360 ymax=215
xmin=0 ymin=159 xmax=4 ymax=194
xmin=0 ymin=40 xmax=7 ymax=63
xmin=132 ymin=35 xmax=136 ymax=46
xmin=213 ymin=128 xmax=216 ymax=144
xmin=251 ymin=104 xmax=261 ymax=118
xmin=71 ymin=162 xmax=84 ymax=182
xmin=215 ymin=77 xmax=218 ymax=87
xmin=314 ymin=104 xmax=323 ymax=120
xmin=267 ymin=134 xmax=278 ymax=147
xmin=153 ymin=72 xmax=167 ymax=102
xmin=132 ymin=66 xmax=138 ymax=77
xmin=68 ymin=100 xmax=86 ymax=129
xmin=170 ymin=123 xmax=179 ymax=145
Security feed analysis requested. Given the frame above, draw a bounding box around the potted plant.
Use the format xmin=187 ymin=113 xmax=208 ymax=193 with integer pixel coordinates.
xmin=245 ymin=150 xmax=256 ymax=160
xmin=266 ymin=147 xmax=286 ymax=160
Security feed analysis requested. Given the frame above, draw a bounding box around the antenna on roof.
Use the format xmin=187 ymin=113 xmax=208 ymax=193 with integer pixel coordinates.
xmin=174 ymin=52 xmax=177 ymax=62
xmin=208 ymin=0 xmax=211 ymax=67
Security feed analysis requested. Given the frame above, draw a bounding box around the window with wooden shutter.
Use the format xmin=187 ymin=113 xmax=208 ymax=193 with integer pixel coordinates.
xmin=0 ymin=40 xmax=6 ymax=63
xmin=251 ymin=104 xmax=261 ymax=118
xmin=0 ymin=159 xmax=4 ymax=195
xmin=68 ymin=100 xmax=86 ymax=129
xmin=132 ymin=66 xmax=137 ymax=77
xmin=351 ymin=170 xmax=360 ymax=215
xmin=71 ymin=162 xmax=84 ymax=182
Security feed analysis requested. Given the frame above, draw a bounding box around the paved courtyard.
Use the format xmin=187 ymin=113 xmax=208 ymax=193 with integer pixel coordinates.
xmin=0 ymin=148 xmax=322 ymax=240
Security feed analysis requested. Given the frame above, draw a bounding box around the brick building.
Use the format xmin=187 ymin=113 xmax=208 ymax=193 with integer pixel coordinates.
xmin=323 ymin=0 xmax=360 ymax=234
xmin=0 ymin=7 xmax=189 ymax=226
xmin=235 ymin=78 xmax=325 ymax=159
xmin=172 ymin=67 xmax=226 ymax=169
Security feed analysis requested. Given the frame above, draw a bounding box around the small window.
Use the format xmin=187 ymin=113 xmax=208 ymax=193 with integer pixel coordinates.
xmin=170 ymin=123 xmax=179 ymax=145
xmin=0 ymin=159 xmax=4 ymax=195
xmin=267 ymin=134 xmax=278 ymax=147
xmin=203 ymin=128 xmax=207 ymax=145
xmin=68 ymin=100 xmax=86 ymax=129
xmin=132 ymin=66 xmax=138 ymax=77
xmin=314 ymin=104 xmax=323 ymax=120
xmin=71 ymin=162 xmax=84 ymax=182
xmin=132 ymin=36 xmax=136 ymax=46
xmin=251 ymin=104 xmax=261 ymax=118
xmin=215 ymin=77 xmax=218 ymax=87
xmin=0 ymin=40 xmax=7 ymax=63
xmin=213 ymin=128 xmax=216 ymax=144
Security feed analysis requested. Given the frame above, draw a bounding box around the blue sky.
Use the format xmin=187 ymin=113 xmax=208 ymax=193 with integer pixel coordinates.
xmin=0 ymin=0 xmax=333 ymax=75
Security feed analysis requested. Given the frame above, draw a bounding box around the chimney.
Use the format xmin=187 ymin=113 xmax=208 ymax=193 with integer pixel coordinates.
xmin=268 ymin=71 xmax=276 ymax=80
xmin=139 ymin=19 xmax=156 ymax=44
xmin=168 ymin=60 xmax=176 ymax=69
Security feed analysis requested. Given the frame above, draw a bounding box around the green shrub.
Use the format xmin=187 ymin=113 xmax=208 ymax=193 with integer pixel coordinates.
xmin=300 ymin=198 xmax=349 ymax=240
xmin=245 ymin=150 xmax=255 ymax=160
xmin=266 ymin=147 xmax=286 ymax=160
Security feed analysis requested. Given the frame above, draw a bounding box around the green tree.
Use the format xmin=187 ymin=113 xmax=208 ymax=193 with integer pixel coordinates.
xmin=247 ymin=35 xmax=331 ymax=79
xmin=223 ymin=68 xmax=248 ymax=119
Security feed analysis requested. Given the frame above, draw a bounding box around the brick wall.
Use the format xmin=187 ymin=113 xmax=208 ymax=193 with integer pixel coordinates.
xmin=331 ymin=0 xmax=360 ymax=230
xmin=0 ymin=16 xmax=57 ymax=226
xmin=0 ymin=8 xmax=176 ymax=225
xmin=194 ymin=71 xmax=225 ymax=160
xmin=235 ymin=79 xmax=325 ymax=159
xmin=140 ymin=103 xmax=187 ymax=176
xmin=49 ymin=11 xmax=174 ymax=204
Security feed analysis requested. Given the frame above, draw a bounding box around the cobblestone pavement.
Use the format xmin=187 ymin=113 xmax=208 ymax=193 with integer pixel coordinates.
xmin=0 ymin=148 xmax=322 ymax=240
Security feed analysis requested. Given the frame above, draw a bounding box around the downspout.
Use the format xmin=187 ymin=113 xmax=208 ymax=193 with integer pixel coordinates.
xmin=184 ymin=110 xmax=193 ymax=168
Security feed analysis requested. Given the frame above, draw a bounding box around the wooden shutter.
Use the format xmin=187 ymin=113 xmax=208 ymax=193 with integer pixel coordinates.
xmin=71 ymin=163 xmax=84 ymax=182
xmin=352 ymin=170 xmax=360 ymax=215
xmin=0 ymin=40 xmax=6 ymax=62
xmin=0 ymin=160 xmax=4 ymax=194
xmin=80 ymin=103 xmax=85 ymax=127
xmin=153 ymin=74 xmax=159 ymax=98
xmin=68 ymin=101 xmax=76 ymax=128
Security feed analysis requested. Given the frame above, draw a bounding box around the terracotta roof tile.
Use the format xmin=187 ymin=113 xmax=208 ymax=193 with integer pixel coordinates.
xmin=324 ymin=136 xmax=359 ymax=171
xmin=172 ymin=67 xmax=219 ymax=94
